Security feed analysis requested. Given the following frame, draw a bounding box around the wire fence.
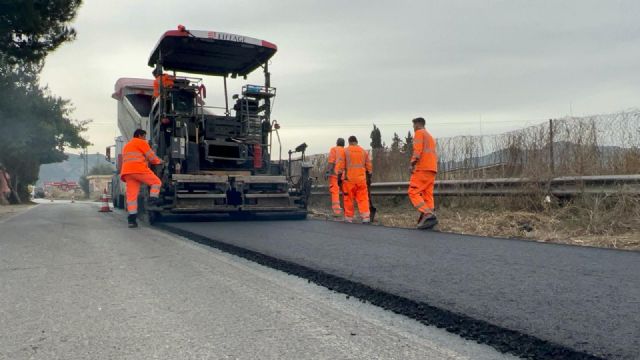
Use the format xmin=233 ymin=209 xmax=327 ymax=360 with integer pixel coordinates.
xmin=310 ymin=110 xmax=640 ymax=183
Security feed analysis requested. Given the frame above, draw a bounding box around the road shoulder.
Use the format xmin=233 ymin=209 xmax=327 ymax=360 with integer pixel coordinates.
xmin=0 ymin=204 xmax=36 ymax=223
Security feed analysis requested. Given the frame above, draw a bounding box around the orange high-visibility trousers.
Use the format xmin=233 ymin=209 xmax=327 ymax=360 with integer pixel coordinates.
xmin=123 ymin=173 xmax=161 ymax=215
xmin=342 ymin=180 xmax=370 ymax=222
xmin=328 ymin=175 xmax=342 ymax=215
xmin=408 ymin=170 xmax=436 ymax=214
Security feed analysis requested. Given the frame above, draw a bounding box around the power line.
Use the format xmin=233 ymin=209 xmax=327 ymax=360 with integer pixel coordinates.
xmin=279 ymin=119 xmax=546 ymax=129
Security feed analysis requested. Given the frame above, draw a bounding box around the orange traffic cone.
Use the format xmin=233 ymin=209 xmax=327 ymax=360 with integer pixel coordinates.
xmin=99 ymin=189 xmax=112 ymax=212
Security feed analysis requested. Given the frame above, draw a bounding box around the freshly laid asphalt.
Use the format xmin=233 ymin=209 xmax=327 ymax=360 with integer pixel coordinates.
xmin=165 ymin=218 xmax=640 ymax=360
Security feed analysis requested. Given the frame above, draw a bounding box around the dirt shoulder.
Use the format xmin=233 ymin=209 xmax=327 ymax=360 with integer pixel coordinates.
xmin=310 ymin=201 xmax=640 ymax=251
xmin=0 ymin=204 xmax=35 ymax=221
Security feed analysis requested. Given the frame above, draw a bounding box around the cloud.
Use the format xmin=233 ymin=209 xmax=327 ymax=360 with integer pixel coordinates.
xmin=39 ymin=0 xmax=640 ymax=155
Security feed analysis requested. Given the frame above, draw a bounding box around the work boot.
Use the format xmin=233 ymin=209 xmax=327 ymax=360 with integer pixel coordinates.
xmin=362 ymin=218 xmax=371 ymax=224
xmin=417 ymin=213 xmax=438 ymax=230
xmin=127 ymin=214 xmax=138 ymax=228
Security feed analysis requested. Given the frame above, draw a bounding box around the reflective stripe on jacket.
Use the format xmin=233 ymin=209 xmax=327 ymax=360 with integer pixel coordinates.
xmin=412 ymin=128 xmax=437 ymax=172
xmin=120 ymin=137 xmax=162 ymax=180
xmin=327 ymin=146 xmax=345 ymax=176
xmin=336 ymin=145 xmax=372 ymax=183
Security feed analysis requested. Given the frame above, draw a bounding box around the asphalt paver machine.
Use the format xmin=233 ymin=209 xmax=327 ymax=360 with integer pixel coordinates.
xmin=112 ymin=26 xmax=311 ymax=223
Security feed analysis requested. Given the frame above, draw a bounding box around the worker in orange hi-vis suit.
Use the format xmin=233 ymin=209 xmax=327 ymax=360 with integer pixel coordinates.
xmin=335 ymin=136 xmax=373 ymax=224
xmin=325 ymin=138 xmax=346 ymax=218
xmin=120 ymin=129 xmax=163 ymax=228
xmin=409 ymin=117 xmax=439 ymax=229
xmin=152 ymin=68 xmax=175 ymax=98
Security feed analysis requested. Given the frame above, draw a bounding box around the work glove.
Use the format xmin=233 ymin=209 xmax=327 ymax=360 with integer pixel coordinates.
xmin=323 ymin=170 xmax=331 ymax=180
xmin=410 ymin=162 xmax=417 ymax=174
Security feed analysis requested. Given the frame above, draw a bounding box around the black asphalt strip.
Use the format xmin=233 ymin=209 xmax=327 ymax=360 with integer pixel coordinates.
xmin=158 ymin=224 xmax=605 ymax=360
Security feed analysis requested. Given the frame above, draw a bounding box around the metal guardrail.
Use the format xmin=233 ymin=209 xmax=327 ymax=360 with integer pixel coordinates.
xmin=311 ymin=175 xmax=640 ymax=197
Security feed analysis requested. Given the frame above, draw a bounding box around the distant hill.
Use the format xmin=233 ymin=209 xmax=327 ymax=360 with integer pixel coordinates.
xmin=37 ymin=153 xmax=114 ymax=186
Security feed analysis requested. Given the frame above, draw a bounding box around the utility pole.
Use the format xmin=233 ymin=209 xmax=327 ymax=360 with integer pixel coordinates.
xmin=82 ymin=147 xmax=88 ymax=176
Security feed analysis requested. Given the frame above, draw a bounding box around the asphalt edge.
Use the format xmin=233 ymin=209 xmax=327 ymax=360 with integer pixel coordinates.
xmin=157 ymin=223 xmax=606 ymax=360
xmin=309 ymin=211 xmax=637 ymax=253
xmin=0 ymin=204 xmax=38 ymax=224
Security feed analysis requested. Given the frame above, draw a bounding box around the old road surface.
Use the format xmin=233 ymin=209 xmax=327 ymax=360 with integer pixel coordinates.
xmin=164 ymin=215 xmax=640 ymax=360
xmin=1 ymin=202 xmax=515 ymax=360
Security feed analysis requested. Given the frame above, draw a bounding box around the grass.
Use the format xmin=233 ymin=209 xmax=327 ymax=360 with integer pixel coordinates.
xmin=310 ymin=194 xmax=640 ymax=251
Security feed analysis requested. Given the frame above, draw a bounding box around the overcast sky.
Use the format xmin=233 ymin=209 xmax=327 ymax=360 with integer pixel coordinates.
xmin=40 ymin=0 xmax=640 ymax=156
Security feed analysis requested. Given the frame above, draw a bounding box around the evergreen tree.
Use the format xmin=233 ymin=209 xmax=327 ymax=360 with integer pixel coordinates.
xmin=0 ymin=0 xmax=82 ymax=66
xmin=403 ymin=131 xmax=414 ymax=154
xmin=370 ymin=124 xmax=383 ymax=149
xmin=390 ymin=132 xmax=402 ymax=153
xmin=0 ymin=0 xmax=88 ymax=202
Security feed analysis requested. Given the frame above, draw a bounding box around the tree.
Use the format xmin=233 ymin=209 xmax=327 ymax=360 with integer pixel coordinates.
xmin=0 ymin=0 xmax=82 ymax=66
xmin=0 ymin=1 xmax=88 ymax=202
xmin=403 ymin=131 xmax=414 ymax=155
xmin=370 ymin=124 xmax=383 ymax=150
xmin=0 ymin=73 xmax=89 ymax=200
xmin=90 ymin=163 xmax=115 ymax=175
xmin=390 ymin=133 xmax=402 ymax=153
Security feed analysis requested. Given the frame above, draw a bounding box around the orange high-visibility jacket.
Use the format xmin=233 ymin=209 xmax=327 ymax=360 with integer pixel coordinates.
xmin=153 ymin=74 xmax=175 ymax=97
xmin=336 ymin=145 xmax=372 ymax=183
xmin=120 ymin=137 xmax=162 ymax=180
xmin=327 ymin=146 xmax=345 ymax=176
xmin=412 ymin=128 xmax=438 ymax=172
